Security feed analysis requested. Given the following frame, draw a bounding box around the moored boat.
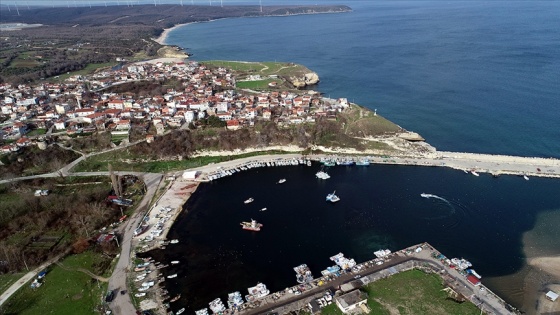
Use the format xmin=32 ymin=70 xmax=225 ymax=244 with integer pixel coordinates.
xmin=169 ymin=294 xmax=181 ymax=302
xmin=355 ymin=159 xmax=370 ymax=166
xmin=167 ymin=274 xmax=177 ymax=279
xmin=245 ymin=282 xmax=270 ymax=302
xmin=209 ymin=297 xmax=226 ymax=314
xmin=227 ymin=291 xmax=244 ymax=309
xmin=471 ymin=170 xmax=480 ymax=176
xmin=176 ymin=308 xmax=185 ymax=315
xmin=195 ymin=309 xmax=209 ymax=315
xmin=294 ymin=264 xmax=313 ymax=283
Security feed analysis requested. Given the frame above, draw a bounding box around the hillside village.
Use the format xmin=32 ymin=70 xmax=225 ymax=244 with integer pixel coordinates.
xmin=0 ymin=60 xmax=353 ymax=154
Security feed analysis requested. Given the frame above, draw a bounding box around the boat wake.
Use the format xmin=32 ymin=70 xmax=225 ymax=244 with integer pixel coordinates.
xmin=420 ymin=193 xmax=457 ymax=221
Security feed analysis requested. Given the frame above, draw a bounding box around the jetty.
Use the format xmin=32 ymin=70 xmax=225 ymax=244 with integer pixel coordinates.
xmin=233 ymin=242 xmax=518 ymax=315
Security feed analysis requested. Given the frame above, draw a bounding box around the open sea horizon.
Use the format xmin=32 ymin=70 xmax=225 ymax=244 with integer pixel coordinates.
xmin=155 ymin=1 xmax=560 ymax=314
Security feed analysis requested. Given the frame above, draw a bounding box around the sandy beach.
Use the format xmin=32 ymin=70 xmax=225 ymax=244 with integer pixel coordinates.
xmin=154 ymin=23 xmax=190 ymax=45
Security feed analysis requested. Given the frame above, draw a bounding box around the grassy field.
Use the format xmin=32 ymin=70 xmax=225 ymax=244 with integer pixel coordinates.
xmin=74 ymin=149 xmax=294 ymax=173
xmin=203 ymin=60 xmax=312 ymax=78
xmin=236 ymin=78 xmax=278 ymax=90
xmin=340 ymin=104 xmax=401 ymax=137
xmin=0 ymin=273 xmax=25 ymax=296
xmin=361 ymin=269 xmax=481 ymax=315
xmin=0 ymin=251 xmax=111 ymax=315
xmin=54 ymin=62 xmax=116 ymax=81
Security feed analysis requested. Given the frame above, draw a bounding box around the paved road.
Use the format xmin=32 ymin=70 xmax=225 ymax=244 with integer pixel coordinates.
xmin=107 ymin=173 xmax=163 ymax=315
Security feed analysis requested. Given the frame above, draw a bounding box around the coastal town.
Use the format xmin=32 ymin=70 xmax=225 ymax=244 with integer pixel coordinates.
xmin=1 ymin=59 xmax=350 ymax=154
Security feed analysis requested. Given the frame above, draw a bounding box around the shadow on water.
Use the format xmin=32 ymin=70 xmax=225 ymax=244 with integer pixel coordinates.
xmin=142 ymin=164 xmax=560 ymax=313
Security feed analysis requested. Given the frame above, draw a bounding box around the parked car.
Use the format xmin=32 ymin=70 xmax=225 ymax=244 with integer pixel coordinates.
xmin=105 ymin=290 xmax=115 ymax=303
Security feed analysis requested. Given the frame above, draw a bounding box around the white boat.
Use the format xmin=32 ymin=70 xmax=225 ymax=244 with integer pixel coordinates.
xmin=170 ymin=239 xmax=179 ymax=244
xmin=176 ymin=308 xmax=185 ymax=315
xmin=523 ymin=175 xmax=529 ymax=180
xmin=294 ymin=264 xmax=313 ymax=283
xmin=244 ymin=198 xmax=254 ymax=204
xmin=167 ymin=274 xmax=177 ymax=279
xmin=195 ymin=309 xmax=209 ymax=315
xmin=171 ymin=261 xmax=180 ymax=264
xmin=209 ymin=298 xmax=226 ymax=313
xmin=326 ymin=191 xmax=340 ymax=203
xmin=471 ymin=170 xmax=480 ymax=176
xmin=135 ymin=293 xmax=146 ymax=297
xmin=467 ymin=269 xmax=482 ymax=279
xmin=315 ymin=171 xmax=330 ymax=180
xmin=245 ymin=282 xmax=270 ymax=302
xmin=260 ymin=208 xmax=267 ymax=211
xmin=330 ymin=252 xmax=356 ymax=269
xmin=227 ymin=291 xmax=244 ymax=309
xmin=278 ymin=178 xmax=286 ymax=184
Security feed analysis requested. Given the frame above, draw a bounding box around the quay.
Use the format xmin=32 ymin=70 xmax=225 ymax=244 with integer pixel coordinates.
xmin=235 ymin=242 xmax=517 ymax=315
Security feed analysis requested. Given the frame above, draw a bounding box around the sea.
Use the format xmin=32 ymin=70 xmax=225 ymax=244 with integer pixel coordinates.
xmin=151 ymin=1 xmax=560 ymax=314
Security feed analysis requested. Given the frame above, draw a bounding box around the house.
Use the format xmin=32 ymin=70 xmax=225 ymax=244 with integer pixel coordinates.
xmin=545 ymin=290 xmax=558 ymax=302
xmin=226 ymin=119 xmax=240 ymax=130
xmin=335 ymin=290 xmax=368 ymax=314
xmin=146 ymin=134 xmax=155 ymax=143
xmin=16 ymin=137 xmax=31 ymax=147
xmin=54 ymin=119 xmax=67 ymax=130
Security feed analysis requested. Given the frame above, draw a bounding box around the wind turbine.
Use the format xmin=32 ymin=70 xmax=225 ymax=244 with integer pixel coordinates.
xmin=259 ymin=0 xmax=262 ymax=13
xmin=6 ymin=3 xmax=11 ymax=12
xmin=220 ymin=0 xmax=223 ymax=7
xmin=26 ymin=1 xmax=30 ymax=10
xmin=14 ymin=1 xmax=20 ymax=16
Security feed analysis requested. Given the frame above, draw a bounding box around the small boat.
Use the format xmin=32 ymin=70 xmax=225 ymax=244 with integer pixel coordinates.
xmin=278 ymin=178 xmax=286 ymax=184
xmin=176 ymin=308 xmax=185 ymax=315
xmin=170 ymin=239 xmax=179 ymax=244
xmin=170 ymin=294 xmax=181 ymax=302
xmin=135 ymin=293 xmax=146 ymax=297
xmin=241 ymin=219 xmax=263 ymax=231
xmin=170 ymin=261 xmax=180 ymax=264
xmin=471 ymin=170 xmax=479 ymax=176
xmin=523 ymin=175 xmax=529 ymax=180
xmin=260 ymin=208 xmax=267 ymax=211
xmin=244 ymin=198 xmax=254 ymax=204
xmin=326 ymin=191 xmax=340 ymax=203
xmin=167 ymin=274 xmax=177 ymax=279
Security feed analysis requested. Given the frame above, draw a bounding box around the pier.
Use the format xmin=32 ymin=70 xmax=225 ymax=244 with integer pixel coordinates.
xmin=235 ymin=243 xmax=518 ymax=315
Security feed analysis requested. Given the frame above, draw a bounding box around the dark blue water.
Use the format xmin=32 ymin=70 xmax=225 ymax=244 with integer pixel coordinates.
xmin=166 ymin=0 xmax=560 ymax=158
xmin=153 ymin=165 xmax=560 ymax=313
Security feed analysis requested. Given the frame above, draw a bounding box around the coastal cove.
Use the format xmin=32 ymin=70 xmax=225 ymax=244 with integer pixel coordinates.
xmin=144 ymin=159 xmax=560 ymax=314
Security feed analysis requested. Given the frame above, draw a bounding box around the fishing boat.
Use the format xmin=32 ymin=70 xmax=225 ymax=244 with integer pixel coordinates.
xmin=195 ymin=309 xmax=209 ymax=315
xmin=170 ymin=239 xmax=179 ymax=244
xmin=170 ymin=294 xmax=181 ymax=302
xmin=323 ymin=160 xmax=336 ymax=167
xmin=278 ymin=178 xmax=286 ymax=184
xmin=176 ymin=308 xmax=185 ymax=315
xmin=355 ymin=159 xmax=370 ymax=166
xmin=227 ymin=291 xmax=244 ymax=309
xmin=315 ymin=171 xmax=330 ymax=179
xmin=240 ymin=219 xmax=263 ymax=231
xmin=167 ymin=274 xmax=177 ymax=279
xmin=326 ymin=191 xmax=340 ymax=203
xmin=209 ymin=298 xmax=226 ymax=314
xmin=467 ymin=269 xmax=482 ymax=279
xmin=244 ymin=198 xmax=254 ymax=204
xmin=294 ymin=264 xmax=313 ymax=283
xmin=245 ymin=282 xmax=270 ymax=302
